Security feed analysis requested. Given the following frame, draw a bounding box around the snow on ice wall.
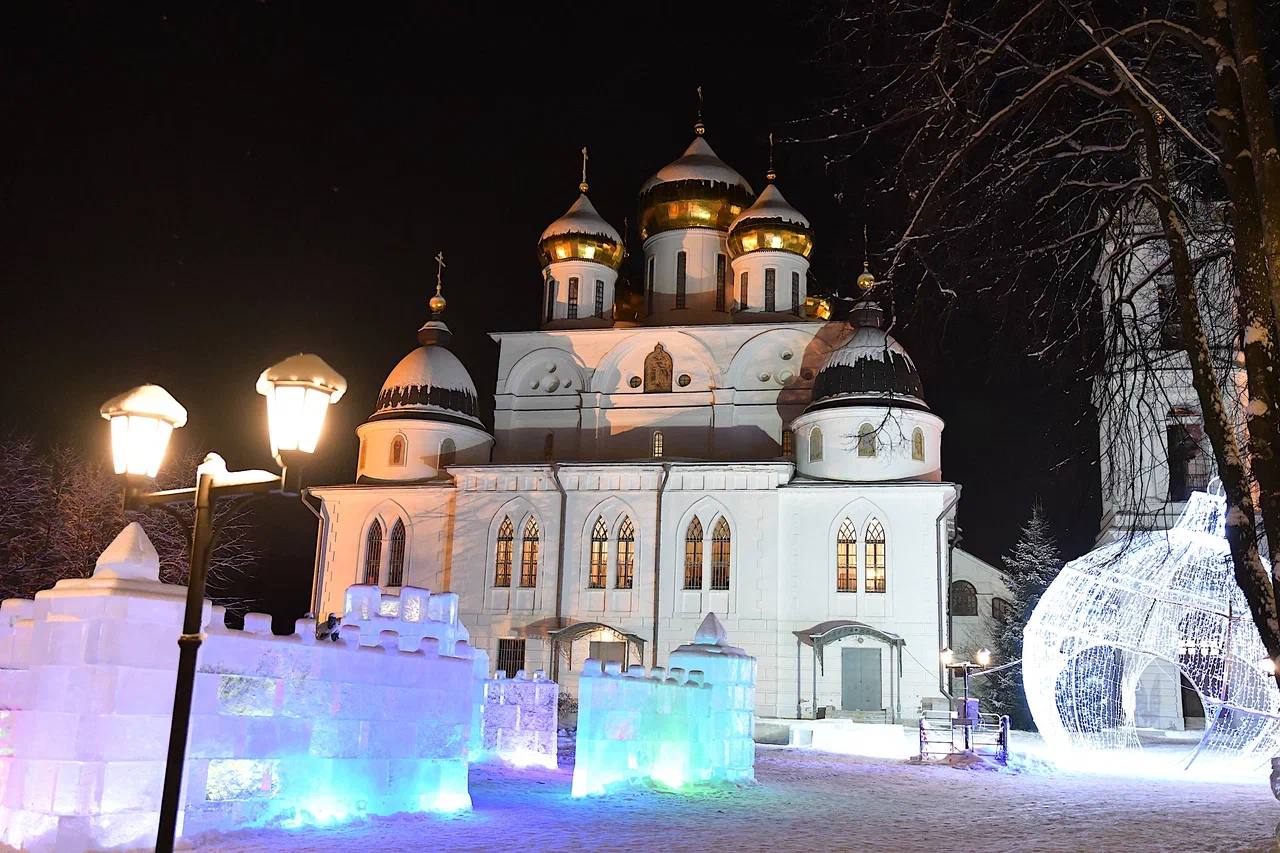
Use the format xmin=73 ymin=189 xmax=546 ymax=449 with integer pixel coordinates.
xmin=480 ymin=669 xmax=559 ymax=769
xmin=572 ymin=613 xmax=756 ymax=796
xmin=0 ymin=524 xmax=478 ymax=853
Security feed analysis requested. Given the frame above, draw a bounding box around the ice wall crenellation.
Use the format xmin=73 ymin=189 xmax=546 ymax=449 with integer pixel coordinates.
xmin=481 ymin=669 xmax=559 ymax=769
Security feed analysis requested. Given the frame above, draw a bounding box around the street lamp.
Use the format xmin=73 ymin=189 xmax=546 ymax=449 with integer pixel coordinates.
xmin=100 ymin=353 xmax=345 ymax=853
xmin=941 ymin=647 xmax=994 ymax=751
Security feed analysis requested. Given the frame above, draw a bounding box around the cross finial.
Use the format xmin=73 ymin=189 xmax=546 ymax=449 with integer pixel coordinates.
xmin=766 ymin=131 xmax=777 ymax=182
xmin=434 ymin=251 xmax=446 ymax=294
xmin=579 ymin=146 xmax=590 ymax=194
xmin=694 ymin=85 xmax=706 ymax=136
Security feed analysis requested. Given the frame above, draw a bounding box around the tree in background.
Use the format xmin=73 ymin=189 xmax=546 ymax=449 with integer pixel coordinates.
xmin=988 ymin=503 xmax=1062 ymax=729
xmin=0 ymin=436 xmax=257 ymax=611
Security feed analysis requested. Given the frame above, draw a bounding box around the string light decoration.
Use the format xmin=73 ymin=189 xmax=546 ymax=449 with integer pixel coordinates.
xmin=1023 ymin=486 xmax=1280 ymax=772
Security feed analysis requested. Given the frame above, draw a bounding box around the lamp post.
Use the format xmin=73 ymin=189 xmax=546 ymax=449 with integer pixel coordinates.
xmin=940 ymin=646 xmax=992 ymax=751
xmin=100 ymin=354 xmax=345 ymax=853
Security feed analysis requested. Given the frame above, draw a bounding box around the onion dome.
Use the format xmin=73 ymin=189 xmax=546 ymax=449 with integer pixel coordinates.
xmin=808 ymin=303 xmax=928 ymax=411
xmin=638 ymin=136 xmax=755 ymax=239
xmin=726 ymin=183 xmax=813 ymax=259
xmin=537 ymin=193 xmax=625 ymax=270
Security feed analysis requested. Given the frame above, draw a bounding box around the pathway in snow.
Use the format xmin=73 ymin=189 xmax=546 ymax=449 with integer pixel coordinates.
xmin=192 ymin=745 xmax=1280 ymax=852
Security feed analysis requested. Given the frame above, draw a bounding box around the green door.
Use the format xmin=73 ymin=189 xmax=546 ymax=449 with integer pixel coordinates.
xmin=841 ymin=647 xmax=882 ymax=711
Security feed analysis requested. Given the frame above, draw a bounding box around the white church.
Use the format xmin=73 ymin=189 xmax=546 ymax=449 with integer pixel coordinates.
xmin=308 ymin=120 xmax=1009 ymax=721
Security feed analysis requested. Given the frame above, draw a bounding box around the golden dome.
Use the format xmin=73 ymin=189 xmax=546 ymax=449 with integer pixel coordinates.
xmin=637 ymin=137 xmax=754 ymax=240
xmin=856 ymin=261 xmax=876 ymax=291
xmin=538 ymin=194 xmax=625 ymax=271
xmin=726 ymin=183 xmax=813 ymax=259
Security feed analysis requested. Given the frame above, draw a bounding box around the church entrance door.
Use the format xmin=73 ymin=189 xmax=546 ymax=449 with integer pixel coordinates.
xmin=841 ymin=647 xmax=882 ymax=711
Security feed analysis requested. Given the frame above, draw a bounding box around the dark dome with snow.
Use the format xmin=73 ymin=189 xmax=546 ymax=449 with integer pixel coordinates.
xmin=808 ymin=310 xmax=927 ymax=411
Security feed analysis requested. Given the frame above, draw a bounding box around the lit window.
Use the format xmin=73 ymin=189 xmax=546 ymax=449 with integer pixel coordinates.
xmin=363 ymin=520 xmax=383 ymax=585
xmin=494 ymin=517 xmax=513 ymax=587
xmin=683 ymin=516 xmax=703 ymax=589
xmin=588 ymin=516 xmax=608 ymax=589
xmin=912 ymin=428 xmax=924 ymax=462
xmin=951 ymin=580 xmax=979 ymax=617
xmin=836 ymin=518 xmax=856 ymax=592
xmin=809 ymin=427 xmax=824 ymax=462
xmin=781 ymin=428 xmax=793 ymax=458
xmin=439 ymin=437 xmax=456 ymax=468
xmin=652 ymin=430 xmax=664 ymax=458
xmin=710 ymin=517 xmax=731 ymax=590
xmin=567 ymin=277 xmax=579 ymax=320
xmin=858 ymin=423 xmax=876 ymax=458
xmin=616 ymin=517 xmax=635 ymax=589
xmin=865 ymin=520 xmax=886 ymax=593
xmin=389 ymin=435 xmax=407 ymax=467
xmin=520 ymin=517 xmax=540 ymax=587
xmin=386 ymin=519 xmax=406 ymax=587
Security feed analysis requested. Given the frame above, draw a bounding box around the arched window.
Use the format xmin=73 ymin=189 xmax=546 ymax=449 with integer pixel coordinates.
xmin=567 ymin=277 xmax=579 ymax=319
xmin=912 ymin=427 xmax=925 ymax=462
xmin=439 ymin=438 xmax=456 ymax=468
xmin=764 ymin=267 xmax=776 ymax=312
xmin=545 ymin=276 xmax=557 ymax=323
xmin=358 ymin=438 xmax=368 ymax=470
xmin=683 ymin=516 xmax=703 ymax=590
xmin=951 ymin=580 xmax=979 ymax=616
xmin=362 ymin=519 xmax=383 ymax=585
xmin=809 ymin=427 xmax=824 ymax=462
xmin=616 ymin=517 xmax=635 ymax=589
xmin=386 ymin=519 xmax=406 ymax=587
xmin=865 ymin=519 xmax=886 ymax=593
xmin=710 ymin=517 xmax=731 ymax=590
xmin=651 ymin=430 xmax=664 ymax=458
xmin=791 ymin=270 xmax=801 ymax=316
xmin=520 ymin=517 xmax=540 ymax=587
xmin=781 ymin=429 xmax=794 ymax=458
xmin=715 ymin=254 xmax=727 ymax=311
xmin=836 ymin=518 xmax=857 ymax=592
xmin=588 ymin=516 xmax=608 ymax=589
xmin=389 ymin=435 xmax=407 ymax=467
xmin=494 ymin=517 xmax=514 ymax=587
xmin=644 ymin=343 xmax=673 ymax=393
xmin=739 ymin=271 xmax=748 ymax=310
xmin=594 ymin=279 xmax=605 ymax=318
xmin=858 ymin=423 xmax=877 ymax=458
xmin=992 ymin=596 xmax=1012 ymax=623
xmin=675 ymin=251 xmax=688 ymax=308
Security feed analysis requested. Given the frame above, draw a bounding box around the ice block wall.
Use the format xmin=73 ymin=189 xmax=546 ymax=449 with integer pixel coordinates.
xmin=0 ymin=524 xmax=479 ymax=853
xmin=572 ymin=613 xmax=756 ymax=797
xmin=480 ymin=669 xmax=558 ymax=769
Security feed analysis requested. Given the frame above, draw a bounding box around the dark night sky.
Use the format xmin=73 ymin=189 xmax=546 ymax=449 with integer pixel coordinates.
xmin=1 ymin=2 xmax=1100 ymax=619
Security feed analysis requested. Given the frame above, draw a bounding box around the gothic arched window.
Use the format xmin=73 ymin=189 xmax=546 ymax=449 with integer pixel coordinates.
xmin=951 ymin=580 xmax=979 ymax=616
xmin=386 ymin=519 xmax=406 ymax=587
xmin=912 ymin=427 xmax=925 ymax=462
xmin=858 ymin=423 xmax=877 ymax=458
xmin=809 ymin=427 xmax=824 ymax=463
xmin=588 ymin=516 xmax=608 ymax=589
xmin=651 ymin=430 xmax=664 ymax=458
xmin=710 ymin=517 xmax=731 ymax=590
xmin=644 ymin=343 xmax=673 ymax=393
xmin=362 ymin=519 xmax=383 ymax=585
xmin=616 ymin=516 xmax=635 ymax=589
xmin=520 ymin=517 xmax=540 ymax=587
xmin=683 ymin=516 xmax=703 ymax=590
xmin=439 ymin=438 xmax=456 ymax=468
xmin=389 ymin=435 xmax=407 ymax=467
xmin=836 ymin=518 xmax=857 ymax=592
xmin=494 ymin=517 xmax=514 ymax=587
xmin=865 ymin=519 xmax=886 ymax=593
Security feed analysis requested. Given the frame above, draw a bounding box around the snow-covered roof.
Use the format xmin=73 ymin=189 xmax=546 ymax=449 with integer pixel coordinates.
xmin=255 ymin=352 xmax=348 ymax=402
xmin=539 ymin=193 xmax=622 ymax=244
xmin=371 ymin=339 xmax=482 ymax=425
xmin=99 ymin=383 xmax=188 ymax=427
xmin=729 ymin=182 xmax=810 ymax=232
xmin=809 ymin=323 xmax=927 ymax=409
xmin=639 ymin=137 xmax=753 ymax=195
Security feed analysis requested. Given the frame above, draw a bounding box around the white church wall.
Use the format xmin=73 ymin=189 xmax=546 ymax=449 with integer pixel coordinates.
xmin=951 ymin=547 xmax=1013 ymax=659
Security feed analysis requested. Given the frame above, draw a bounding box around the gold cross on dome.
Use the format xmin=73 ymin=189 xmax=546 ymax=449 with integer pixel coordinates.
xmin=580 ymin=146 xmax=589 ymax=194
xmin=434 ymin=251 xmax=446 ymax=294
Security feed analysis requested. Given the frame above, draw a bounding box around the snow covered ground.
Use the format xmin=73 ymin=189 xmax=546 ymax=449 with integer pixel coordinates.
xmin=181 ymin=733 xmax=1280 ymax=853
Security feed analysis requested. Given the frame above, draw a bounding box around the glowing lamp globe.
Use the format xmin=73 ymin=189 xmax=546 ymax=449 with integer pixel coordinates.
xmin=256 ymin=353 xmax=347 ymax=458
xmin=99 ymin=384 xmax=188 ymax=478
xmin=940 ymin=647 xmax=954 ymax=667
xmin=975 ymin=648 xmax=991 ymax=667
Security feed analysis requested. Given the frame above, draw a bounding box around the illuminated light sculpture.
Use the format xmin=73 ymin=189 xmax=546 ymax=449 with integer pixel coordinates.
xmin=1023 ymin=488 xmax=1280 ymax=772
xmin=572 ymin=613 xmax=756 ymax=797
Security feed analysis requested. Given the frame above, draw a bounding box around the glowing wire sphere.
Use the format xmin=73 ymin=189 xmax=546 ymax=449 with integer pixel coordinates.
xmin=1023 ymin=489 xmax=1280 ymax=773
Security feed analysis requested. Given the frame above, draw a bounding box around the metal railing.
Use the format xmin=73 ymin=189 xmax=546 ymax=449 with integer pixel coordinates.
xmin=919 ymin=710 xmax=1010 ymax=764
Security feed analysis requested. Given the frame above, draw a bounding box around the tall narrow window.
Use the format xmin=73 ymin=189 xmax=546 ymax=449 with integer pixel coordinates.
xmin=865 ymin=519 xmax=886 ymax=593
xmin=567 ymin=277 xmax=579 ymax=319
xmin=520 ymin=517 xmax=540 ymax=587
xmin=646 ymin=257 xmax=655 ymax=314
xmin=836 ymin=518 xmax=857 ymax=592
xmin=858 ymin=423 xmax=877 ymax=457
xmin=439 ymin=438 xmax=456 ymax=468
xmin=387 ymin=519 xmax=406 ymax=587
xmin=363 ymin=520 xmax=383 ymax=585
xmin=765 ymin=268 xmax=776 ymax=311
xmin=739 ymin=271 xmax=748 ymax=310
xmin=494 ymin=517 xmax=514 ymax=587
xmin=545 ymin=276 xmax=557 ymax=323
xmin=710 ymin=517 xmax=731 ymax=590
xmin=715 ymin=254 xmax=727 ymax=311
xmin=809 ymin=427 xmax=824 ymax=462
xmin=781 ymin=428 xmax=794 ymax=458
xmin=358 ymin=438 xmax=368 ymax=470
xmin=543 ymin=432 xmax=554 ymax=461
xmin=651 ymin=430 xmax=664 ymax=458
xmin=616 ymin=517 xmax=635 ymax=589
xmin=791 ymin=271 xmax=801 ymax=316
xmin=389 ymin=435 xmax=407 ymax=467
xmin=911 ymin=428 xmax=924 ymax=462
xmin=588 ymin=516 xmax=608 ymax=589
xmin=992 ymin=597 xmax=1012 ymax=623
xmin=1156 ymin=273 xmax=1182 ymax=350
xmin=496 ymin=638 xmax=526 ymax=677
xmin=950 ymin=580 xmax=978 ymax=616
xmin=683 ymin=517 xmax=703 ymax=590
xmin=594 ymin=279 xmax=605 ymax=318
xmin=675 ymin=251 xmax=687 ymax=308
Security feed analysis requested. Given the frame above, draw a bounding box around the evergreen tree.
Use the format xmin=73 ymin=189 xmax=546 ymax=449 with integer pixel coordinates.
xmin=987 ymin=502 xmax=1061 ymax=729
